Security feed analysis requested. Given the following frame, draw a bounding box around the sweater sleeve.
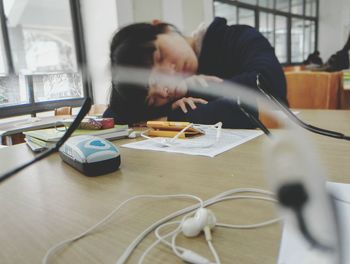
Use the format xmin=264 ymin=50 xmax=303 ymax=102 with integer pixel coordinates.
xmin=167 ymin=98 xmax=258 ymax=129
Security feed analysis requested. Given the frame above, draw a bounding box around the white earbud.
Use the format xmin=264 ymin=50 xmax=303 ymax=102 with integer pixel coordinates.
xmin=182 ymin=208 xmax=216 ymax=239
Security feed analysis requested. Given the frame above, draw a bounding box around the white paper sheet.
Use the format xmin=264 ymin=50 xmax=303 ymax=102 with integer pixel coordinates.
xmin=278 ymin=182 xmax=350 ymax=264
xmin=122 ymin=129 xmax=263 ymax=157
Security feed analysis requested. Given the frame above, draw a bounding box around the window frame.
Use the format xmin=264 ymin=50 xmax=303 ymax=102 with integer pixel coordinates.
xmin=213 ymin=0 xmax=319 ymax=65
xmin=0 ymin=0 xmax=92 ymax=119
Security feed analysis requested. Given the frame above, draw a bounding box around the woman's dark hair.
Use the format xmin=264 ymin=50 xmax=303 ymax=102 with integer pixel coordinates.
xmin=107 ymin=22 xmax=179 ymax=125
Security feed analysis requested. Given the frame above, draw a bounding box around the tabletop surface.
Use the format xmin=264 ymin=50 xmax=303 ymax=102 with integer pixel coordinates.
xmin=0 ymin=110 xmax=349 ymax=264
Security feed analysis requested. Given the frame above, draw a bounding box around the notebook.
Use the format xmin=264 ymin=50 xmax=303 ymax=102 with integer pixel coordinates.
xmin=23 ymin=125 xmax=128 ymax=142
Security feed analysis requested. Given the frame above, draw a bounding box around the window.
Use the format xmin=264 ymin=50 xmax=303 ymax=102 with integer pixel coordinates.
xmin=305 ymin=0 xmax=317 ymax=16
xmin=259 ymin=0 xmax=274 ymax=9
xmin=291 ymin=18 xmax=304 ymax=62
xmin=214 ymin=0 xmax=319 ymax=65
xmin=260 ymin=11 xmax=274 ymax=49
xmin=239 ymin=0 xmax=257 ymax=5
xmin=303 ymin=20 xmax=315 ymax=60
xmin=214 ymin=2 xmax=237 ymax=25
xmin=0 ymin=16 xmax=7 ymax=75
xmin=0 ymin=0 xmax=91 ymax=118
xmin=291 ymin=0 xmax=303 ymax=15
xmin=276 ymin=0 xmax=290 ymax=12
xmin=238 ymin=8 xmax=255 ymax=27
xmin=275 ymin=15 xmax=288 ymax=63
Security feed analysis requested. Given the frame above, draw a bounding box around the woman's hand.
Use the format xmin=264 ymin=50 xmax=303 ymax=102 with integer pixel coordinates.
xmin=171 ymin=97 xmax=208 ymax=113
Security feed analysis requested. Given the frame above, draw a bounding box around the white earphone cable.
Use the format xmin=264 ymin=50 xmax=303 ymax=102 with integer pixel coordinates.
xmin=116 ymin=188 xmax=277 ymax=264
xmin=138 ymin=194 xmax=280 ymax=264
xmin=208 ymin=240 xmax=221 ymax=264
xmin=42 ymin=194 xmax=203 ymax=264
xmin=138 ymin=221 xmax=184 ymax=264
xmin=43 ymin=188 xmax=279 ymax=264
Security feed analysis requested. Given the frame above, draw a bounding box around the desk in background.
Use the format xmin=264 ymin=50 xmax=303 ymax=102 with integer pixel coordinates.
xmin=0 ymin=116 xmax=68 ymax=145
xmin=284 ymin=69 xmax=350 ymax=110
xmin=0 ymin=110 xmax=349 ymax=264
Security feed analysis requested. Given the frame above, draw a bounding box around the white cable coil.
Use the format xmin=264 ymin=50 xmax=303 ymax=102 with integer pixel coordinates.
xmin=43 ymin=188 xmax=280 ymax=264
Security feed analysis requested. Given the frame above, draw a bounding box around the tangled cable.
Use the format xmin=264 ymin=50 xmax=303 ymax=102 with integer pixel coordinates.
xmin=43 ymin=188 xmax=281 ymax=264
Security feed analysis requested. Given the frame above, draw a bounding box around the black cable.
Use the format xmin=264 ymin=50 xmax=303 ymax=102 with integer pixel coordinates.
xmin=236 ymin=98 xmax=272 ymax=137
xmin=0 ymin=97 xmax=92 ymax=183
xmin=256 ymin=74 xmax=350 ymax=141
xmin=278 ymin=183 xmax=333 ymax=252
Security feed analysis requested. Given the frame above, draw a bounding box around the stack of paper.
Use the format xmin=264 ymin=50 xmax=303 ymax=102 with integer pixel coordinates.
xmin=23 ymin=125 xmax=128 ymax=152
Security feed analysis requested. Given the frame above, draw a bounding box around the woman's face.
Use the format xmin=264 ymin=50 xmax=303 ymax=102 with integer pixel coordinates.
xmin=146 ymin=31 xmax=198 ymax=107
xmin=153 ymin=32 xmax=198 ymax=74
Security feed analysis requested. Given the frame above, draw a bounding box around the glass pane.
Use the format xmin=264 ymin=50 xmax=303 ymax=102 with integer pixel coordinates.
xmin=305 ymin=0 xmax=317 ymax=17
xmin=259 ymin=0 xmax=274 ymax=9
xmin=0 ymin=17 xmax=8 ymax=75
xmin=291 ymin=18 xmax=304 ymax=63
xmin=291 ymin=0 xmax=304 ymax=15
xmin=276 ymin=0 xmax=289 ymax=12
xmin=275 ymin=15 xmax=287 ymax=63
xmin=214 ymin=2 xmax=237 ymax=25
xmin=0 ymin=75 xmax=27 ymax=106
xmin=260 ymin=12 xmax=274 ymax=46
xmin=4 ymin=0 xmax=78 ymax=73
xmin=238 ymin=0 xmax=257 ymax=5
xmin=33 ymin=72 xmax=83 ymax=102
xmin=303 ymin=20 xmax=316 ymax=60
xmin=36 ymin=111 xmax=55 ymax=117
xmin=238 ymin=8 xmax=255 ymax=27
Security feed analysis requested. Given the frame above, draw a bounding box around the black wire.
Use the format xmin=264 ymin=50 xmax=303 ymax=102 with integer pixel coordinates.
xmin=236 ymin=98 xmax=272 ymax=137
xmin=294 ymin=209 xmax=333 ymax=252
xmin=256 ymin=74 xmax=350 ymax=141
xmin=278 ymin=183 xmax=333 ymax=252
xmin=0 ymin=97 xmax=92 ymax=184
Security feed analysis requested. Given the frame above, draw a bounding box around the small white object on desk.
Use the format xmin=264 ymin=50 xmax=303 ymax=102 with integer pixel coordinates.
xmin=128 ymin=130 xmax=142 ymax=138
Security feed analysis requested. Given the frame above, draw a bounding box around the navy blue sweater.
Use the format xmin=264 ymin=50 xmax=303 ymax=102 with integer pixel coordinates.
xmin=168 ymin=17 xmax=287 ymax=128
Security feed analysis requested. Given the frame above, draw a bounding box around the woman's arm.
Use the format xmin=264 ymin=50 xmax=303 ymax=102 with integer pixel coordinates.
xmin=168 ymin=98 xmax=257 ymax=129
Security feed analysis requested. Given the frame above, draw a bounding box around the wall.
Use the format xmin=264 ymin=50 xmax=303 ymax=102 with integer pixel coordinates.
xmin=318 ymin=0 xmax=350 ymax=62
xmin=80 ymin=0 xmax=118 ymax=105
xmin=134 ymin=0 xmax=162 ymax=24
xmin=116 ymin=0 xmax=213 ymax=33
xmin=183 ymin=0 xmax=204 ymax=34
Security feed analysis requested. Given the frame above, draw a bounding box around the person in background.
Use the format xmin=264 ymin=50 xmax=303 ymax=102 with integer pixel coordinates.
xmin=323 ymin=33 xmax=350 ymax=72
xmin=303 ymin=50 xmax=323 ymax=66
xmin=104 ymin=17 xmax=287 ymax=128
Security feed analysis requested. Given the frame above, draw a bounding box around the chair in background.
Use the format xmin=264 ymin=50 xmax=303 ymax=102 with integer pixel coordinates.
xmin=283 ymin=65 xmax=306 ymax=72
xmin=88 ymin=104 xmax=108 ymax=116
xmin=259 ymin=71 xmax=342 ymax=128
xmin=285 ymin=71 xmax=341 ymax=109
xmin=54 ymin=106 xmax=72 ymax=116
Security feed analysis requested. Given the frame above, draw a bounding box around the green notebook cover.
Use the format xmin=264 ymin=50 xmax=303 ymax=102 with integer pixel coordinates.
xmin=23 ymin=125 xmax=128 ymax=142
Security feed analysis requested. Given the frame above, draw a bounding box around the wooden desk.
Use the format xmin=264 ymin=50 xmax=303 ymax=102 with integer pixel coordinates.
xmin=0 ymin=110 xmax=349 ymax=264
